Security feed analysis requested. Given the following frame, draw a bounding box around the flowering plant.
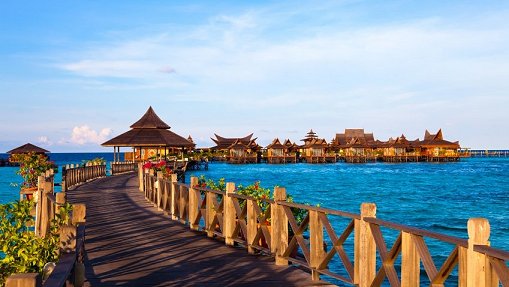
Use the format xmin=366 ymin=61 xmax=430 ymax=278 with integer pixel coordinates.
xmin=143 ymin=160 xmax=173 ymax=178
xmin=9 ymin=152 xmax=55 ymax=189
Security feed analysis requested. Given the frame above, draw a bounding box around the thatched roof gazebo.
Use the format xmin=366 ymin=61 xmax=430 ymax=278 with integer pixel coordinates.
xmin=102 ymin=106 xmax=195 ymax=161
xmin=7 ymin=143 xmax=49 ymax=155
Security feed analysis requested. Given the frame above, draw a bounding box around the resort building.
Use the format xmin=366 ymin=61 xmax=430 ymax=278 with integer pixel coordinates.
xmin=102 ymin=106 xmax=195 ymax=161
xmin=7 ymin=143 xmax=49 ymax=156
xmin=210 ymin=133 xmax=258 ymax=162
xmin=333 ymin=129 xmax=377 ymax=163
xmin=300 ymin=130 xmax=336 ymax=163
xmin=418 ymin=129 xmax=460 ymax=161
xmin=381 ymin=135 xmax=421 ymax=162
xmin=266 ymin=138 xmax=297 ymax=163
xmin=227 ymin=138 xmax=260 ymax=164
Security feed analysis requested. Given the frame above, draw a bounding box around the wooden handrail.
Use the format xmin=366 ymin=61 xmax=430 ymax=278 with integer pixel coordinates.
xmin=61 ymin=163 xmax=106 ymax=191
xmin=474 ymin=245 xmax=509 ymax=261
xmin=278 ymin=201 xmax=360 ymax=219
xmin=364 ymin=217 xmax=468 ymax=247
xmin=42 ymin=225 xmax=85 ymax=287
xmin=139 ymin=172 xmax=509 ymax=287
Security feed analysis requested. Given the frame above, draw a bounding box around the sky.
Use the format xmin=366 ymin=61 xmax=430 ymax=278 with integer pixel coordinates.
xmin=1 ymin=0 xmax=508 ymax=152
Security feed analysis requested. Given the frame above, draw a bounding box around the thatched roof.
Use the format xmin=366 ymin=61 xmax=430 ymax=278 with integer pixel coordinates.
xmin=130 ymin=106 xmax=170 ymax=129
xmin=102 ymin=107 xmax=195 ymax=148
xmin=211 ymin=133 xmax=254 ymax=150
xmin=7 ymin=143 xmax=49 ymax=154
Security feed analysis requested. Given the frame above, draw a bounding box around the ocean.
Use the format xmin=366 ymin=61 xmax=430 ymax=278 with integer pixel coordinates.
xmin=1 ymin=153 xmax=508 ymax=283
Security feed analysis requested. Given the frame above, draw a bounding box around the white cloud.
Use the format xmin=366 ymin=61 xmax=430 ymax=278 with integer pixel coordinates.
xmin=69 ymin=125 xmax=112 ymax=145
xmin=37 ymin=136 xmax=52 ymax=146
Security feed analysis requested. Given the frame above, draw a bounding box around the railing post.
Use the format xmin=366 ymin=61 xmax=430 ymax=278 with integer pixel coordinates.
xmin=206 ymin=189 xmax=215 ymax=238
xmin=272 ymin=187 xmax=288 ymax=265
xmin=310 ymin=209 xmax=325 ymax=281
xmin=72 ymin=204 xmax=87 ymax=225
xmin=188 ymin=177 xmax=199 ymax=230
xmin=60 ymin=225 xmax=77 ymax=253
xmin=247 ymin=198 xmax=257 ymax=254
xmin=138 ymin=163 xmax=144 ymax=192
xmin=354 ymin=203 xmax=376 ymax=287
xmin=170 ymin=174 xmax=178 ymax=220
xmin=224 ymin=182 xmax=235 ymax=246
xmin=156 ymin=171 xmax=163 ymax=210
xmin=179 ymin=185 xmax=186 ymax=224
xmin=5 ymin=273 xmax=41 ymax=287
xmin=35 ymin=175 xmax=45 ymax=237
xmin=61 ymin=166 xmax=67 ymax=192
xmin=401 ymin=232 xmax=420 ymax=287
xmin=466 ymin=218 xmax=494 ymax=287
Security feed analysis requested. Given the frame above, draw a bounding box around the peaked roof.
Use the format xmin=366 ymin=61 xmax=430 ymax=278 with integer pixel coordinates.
xmin=301 ymin=129 xmax=319 ymax=142
xmin=211 ymin=133 xmax=254 ymax=149
xmin=334 ymin=128 xmax=375 ymax=146
xmin=420 ymin=129 xmax=459 ymax=148
xmin=266 ymin=138 xmax=285 ymax=149
xmin=228 ymin=139 xmax=248 ymax=149
xmin=7 ymin=143 xmax=49 ymax=154
xmin=102 ymin=107 xmax=194 ymax=148
xmin=130 ymin=106 xmax=170 ymax=129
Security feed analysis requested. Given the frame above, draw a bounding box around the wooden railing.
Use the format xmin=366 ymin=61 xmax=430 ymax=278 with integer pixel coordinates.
xmin=141 ymin=171 xmax=509 ymax=286
xmin=111 ymin=161 xmax=137 ymax=175
xmin=7 ymin=172 xmax=87 ymax=287
xmin=61 ymin=163 xmax=106 ymax=192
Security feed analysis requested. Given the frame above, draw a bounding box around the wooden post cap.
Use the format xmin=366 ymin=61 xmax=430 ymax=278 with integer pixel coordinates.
xmin=467 ymin=218 xmax=490 ymax=245
xmin=226 ymin=182 xmax=235 ymax=194
xmin=361 ymin=203 xmax=376 ymax=218
xmin=273 ymin=187 xmax=287 ymax=201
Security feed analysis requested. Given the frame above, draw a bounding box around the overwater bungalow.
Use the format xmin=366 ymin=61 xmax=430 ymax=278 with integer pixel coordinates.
xmin=381 ymin=135 xmax=421 ymax=162
xmin=102 ymin=106 xmax=195 ymax=162
xmin=418 ymin=129 xmax=460 ymax=161
xmin=7 ymin=143 xmax=49 ymax=156
xmin=6 ymin=143 xmax=50 ymax=165
xmin=227 ymin=139 xmax=259 ymax=164
xmin=300 ymin=130 xmax=336 ymax=163
xmin=266 ymin=138 xmax=297 ymax=163
xmin=333 ymin=129 xmax=377 ymax=163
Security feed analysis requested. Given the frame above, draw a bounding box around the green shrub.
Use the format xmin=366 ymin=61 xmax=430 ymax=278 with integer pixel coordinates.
xmin=0 ymin=200 xmax=72 ymax=285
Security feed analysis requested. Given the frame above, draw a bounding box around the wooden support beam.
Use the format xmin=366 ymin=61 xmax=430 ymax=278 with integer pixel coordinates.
xmin=224 ymin=182 xmax=236 ymax=246
xmin=401 ymin=231 xmax=420 ymax=287
xmin=466 ymin=218 xmax=494 ymax=287
xmin=272 ymin=187 xmax=288 ymax=265
xmin=247 ymin=199 xmax=257 ymax=254
xmin=310 ymin=209 xmax=325 ymax=281
xmin=354 ymin=203 xmax=376 ymax=287
xmin=188 ymin=177 xmax=199 ymax=229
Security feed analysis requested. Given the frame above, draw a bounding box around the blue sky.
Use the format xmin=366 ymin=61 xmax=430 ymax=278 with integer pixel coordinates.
xmin=1 ymin=1 xmax=508 ymax=152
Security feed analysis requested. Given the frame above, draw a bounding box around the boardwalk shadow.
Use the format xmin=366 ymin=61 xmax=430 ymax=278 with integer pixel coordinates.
xmin=69 ymin=174 xmax=333 ymax=287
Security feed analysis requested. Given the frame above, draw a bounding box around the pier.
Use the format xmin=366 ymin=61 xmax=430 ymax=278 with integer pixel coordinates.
xmin=66 ymin=173 xmax=326 ymax=286
xmin=5 ymin=163 xmax=509 ymax=286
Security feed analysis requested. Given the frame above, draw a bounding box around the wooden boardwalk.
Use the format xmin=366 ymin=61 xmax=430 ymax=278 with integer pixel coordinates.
xmin=67 ymin=173 xmax=333 ymax=287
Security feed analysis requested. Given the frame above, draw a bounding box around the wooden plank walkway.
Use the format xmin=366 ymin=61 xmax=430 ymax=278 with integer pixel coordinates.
xmin=67 ymin=173 xmax=334 ymax=287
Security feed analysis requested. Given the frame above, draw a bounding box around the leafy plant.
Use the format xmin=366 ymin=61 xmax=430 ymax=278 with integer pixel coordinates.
xmin=9 ymin=152 xmax=55 ymax=189
xmin=0 ymin=200 xmax=72 ymax=285
xmin=143 ymin=160 xmax=173 ymax=178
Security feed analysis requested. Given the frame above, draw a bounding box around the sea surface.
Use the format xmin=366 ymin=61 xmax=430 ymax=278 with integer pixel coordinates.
xmin=1 ymin=153 xmax=508 ymax=284
xmin=0 ymin=152 xmax=119 ymax=202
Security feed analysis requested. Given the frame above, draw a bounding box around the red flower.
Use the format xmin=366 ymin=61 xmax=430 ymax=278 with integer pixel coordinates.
xmin=143 ymin=162 xmax=153 ymax=169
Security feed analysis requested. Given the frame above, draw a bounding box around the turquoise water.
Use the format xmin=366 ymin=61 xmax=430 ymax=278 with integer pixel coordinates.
xmin=1 ymin=155 xmax=508 ymax=284
xmin=187 ymin=158 xmax=509 ymax=250
xmin=0 ymin=152 xmax=118 ymax=203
